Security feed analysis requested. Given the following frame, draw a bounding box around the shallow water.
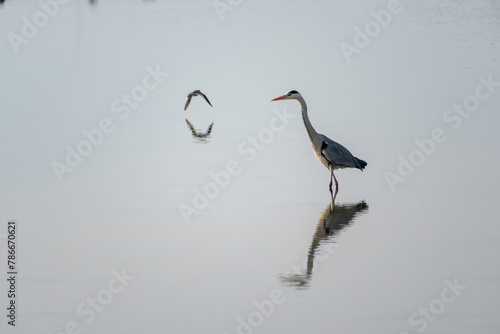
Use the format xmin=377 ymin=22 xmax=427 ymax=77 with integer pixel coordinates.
xmin=1 ymin=0 xmax=500 ymax=333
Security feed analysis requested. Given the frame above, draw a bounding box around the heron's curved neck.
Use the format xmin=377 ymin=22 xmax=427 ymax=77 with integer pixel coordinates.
xmin=297 ymin=95 xmax=319 ymax=141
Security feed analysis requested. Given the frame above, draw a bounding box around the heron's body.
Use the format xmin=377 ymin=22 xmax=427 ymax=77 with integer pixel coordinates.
xmin=272 ymin=90 xmax=366 ymax=198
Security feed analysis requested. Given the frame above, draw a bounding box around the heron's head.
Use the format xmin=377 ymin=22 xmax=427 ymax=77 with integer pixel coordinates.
xmin=271 ymin=90 xmax=301 ymax=101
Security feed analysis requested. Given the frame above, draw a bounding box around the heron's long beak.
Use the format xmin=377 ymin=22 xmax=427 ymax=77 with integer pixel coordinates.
xmin=271 ymin=95 xmax=286 ymax=101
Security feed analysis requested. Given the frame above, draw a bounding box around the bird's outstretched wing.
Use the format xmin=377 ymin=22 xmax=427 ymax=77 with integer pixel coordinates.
xmin=320 ymin=136 xmax=361 ymax=169
xmin=184 ymin=94 xmax=193 ymax=110
xmin=199 ymin=92 xmax=213 ymax=108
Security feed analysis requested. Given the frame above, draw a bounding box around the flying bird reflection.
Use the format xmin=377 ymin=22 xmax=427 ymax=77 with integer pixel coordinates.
xmin=184 ymin=90 xmax=213 ymax=110
xmin=280 ymin=200 xmax=368 ymax=288
xmin=185 ymin=119 xmax=214 ymax=144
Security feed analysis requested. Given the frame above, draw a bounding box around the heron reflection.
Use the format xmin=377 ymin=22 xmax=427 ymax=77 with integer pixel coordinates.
xmin=185 ymin=119 xmax=214 ymax=144
xmin=280 ymin=200 xmax=368 ymax=288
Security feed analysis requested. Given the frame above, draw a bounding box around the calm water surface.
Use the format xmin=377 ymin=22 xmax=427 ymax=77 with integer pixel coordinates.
xmin=0 ymin=0 xmax=499 ymax=333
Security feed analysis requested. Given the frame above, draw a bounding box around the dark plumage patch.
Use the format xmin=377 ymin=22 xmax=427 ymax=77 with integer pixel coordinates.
xmin=356 ymin=158 xmax=367 ymax=170
xmin=320 ymin=141 xmax=333 ymax=165
xmin=288 ymin=90 xmax=299 ymax=95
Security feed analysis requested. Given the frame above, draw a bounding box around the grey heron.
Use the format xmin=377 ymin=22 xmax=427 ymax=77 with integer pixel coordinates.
xmin=184 ymin=90 xmax=213 ymax=110
xmin=271 ymin=90 xmax=367 ymax=198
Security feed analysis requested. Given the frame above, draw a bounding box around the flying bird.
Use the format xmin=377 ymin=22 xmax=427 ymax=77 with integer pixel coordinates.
xmin=272 ymin=90 xmax=367 ymax=198
xmin=184 ymin=90 xmax=213 ymax=110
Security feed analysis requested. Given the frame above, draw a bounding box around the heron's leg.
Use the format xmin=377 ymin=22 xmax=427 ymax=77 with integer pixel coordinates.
xmin=332 ymin=171 xmax=339 ymax=191
xmin=328 ymin=166 xmax=340 ymax=202
xmin=329 ymin=167 xmax=339 ymax=189
xmin=329 ymin=169 xmax=339 ymax=203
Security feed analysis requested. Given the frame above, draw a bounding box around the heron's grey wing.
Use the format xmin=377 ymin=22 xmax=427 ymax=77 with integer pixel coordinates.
xmin=184 ymin=95 xmax=193 ymax=110
xmin=321 ymin=137 xmax=358 ymax=168
xmin=200 ymin=92 xmax=213 ymax=107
